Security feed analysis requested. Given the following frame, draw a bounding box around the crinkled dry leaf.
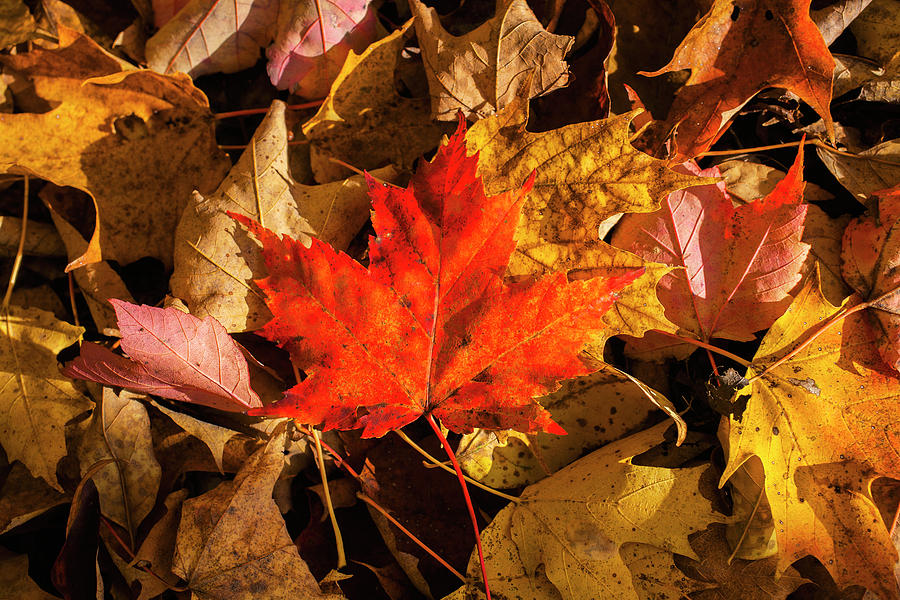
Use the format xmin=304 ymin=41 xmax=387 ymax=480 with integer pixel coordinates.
xmin=0 ymin=305 xmax=89 ymax=490
xmin=0 ymin=0 xmax=36 ymax=49
xmin=720 ymin=273 xmax=900 ymax=598
xmin=151 ymin=400 xmax=239 ymax=473
xmin=850 ymin=0 xmax=900 ymax=65
xmin=173 ymin=427 xmax=337 ymax=599
xmin=817 ymin=139 xmax=900 ymax=207
xmin=410 ymin=0 xmax=573 ymax=120
xmin=76 ymin=388 xmax=161 ymax=530
xmin=0 ymin=461 xmax=68 ymax=535
xmin=451 ymin=422 xmax=726 ymax=600
xmin=302 ymin=21 xmax=451 ymax=182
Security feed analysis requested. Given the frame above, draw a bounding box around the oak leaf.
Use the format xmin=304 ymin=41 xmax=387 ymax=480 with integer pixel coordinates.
xmin=841 ymin=184 xmax=900 ymax=373
xmin=302 ymin=21 xmax=452 ymax=183
xmin=63 ymin=300 xmax=262 ymax=412
xmin=146 ymin=0 xmax=278 ymax=79
xmin=173 ymin=427 xmax=336 ymax=598
xmin=171 ymin=100 xmax=397 ymax=332
xmin=611 ymin=151 xmax=810 ymax=358
xmin=720 ymin=273 xmax=900 ymax=598
xmin=267 ymin=0 xmax=378 ymax=98
xmin=410 ymin=0 xmax=574 ymax=120
xmin=234 ymin=117 xmax=639 ymax=437
xmin=448 ymin=423 xmax=727 ymax=600
xmin=0 ymin=28 xmax=229 ymax=268
xmin=0 ymin=306 xmax=89 ymax=490
xmin=641 ymin=0 xmax=835 ymax=160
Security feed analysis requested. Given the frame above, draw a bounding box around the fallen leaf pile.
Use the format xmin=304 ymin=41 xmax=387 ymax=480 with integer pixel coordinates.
xmin=0 ymin=1 xmax=899 ymax=599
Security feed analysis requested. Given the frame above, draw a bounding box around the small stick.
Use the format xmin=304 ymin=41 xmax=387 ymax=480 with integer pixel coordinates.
xmin=311 ymin=427 xmax=347 ymax=568
xmin=699 ymin=138 xmax=900 ymax=167
xmin=426 ymin=414 xmax=492 ymax=600
xmin=653 ymin=330 xmax=753 ymax=368
xmin=2 ymin=176 xmax=28 ymax=309
xmin=213 ymin=100 xmax=325 ymax=120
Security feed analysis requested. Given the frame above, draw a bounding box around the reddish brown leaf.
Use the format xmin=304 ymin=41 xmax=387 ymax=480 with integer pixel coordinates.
xmin=640 ymin=0 xmax=835 ymax=160
xmin=62 ymin=301 xmax=261 ymax=412
xmin=232 ymin=118 xmax=640 ymax=437
xmin=841 ymin=184 xmax=900 ymax=373
xmin=611 ymin=149 xmax=809 ymax=353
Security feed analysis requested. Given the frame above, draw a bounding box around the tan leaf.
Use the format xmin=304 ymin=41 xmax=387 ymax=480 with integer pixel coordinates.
xmin=0 ymin=0 xmax=37 ymax=48
xmin=302 ymin=20 xmax=452 ymax=183
xmin=0 ymin=461 xmax=68 ymax=535
xmin=0 ymin=28 xmax=229 ymax=268
xmin=0 ymin=306 xmax=89 ymax=490
xmin=817 ymin=139 xmax=900 ymax=207
xmin=410 ymin=0 xmax=573 ymax=120
xmin=151 ymin=400 xmax=239 ymax=473
xmin=850 ymin=0 xmax=900 ymax=65
xmin=76 ymin=388 xmax=161 ymax=530
xmin=0 ymin=548 xmax=56 ymax=600
xmin=173 ymin=427 xmax=338 ymax=599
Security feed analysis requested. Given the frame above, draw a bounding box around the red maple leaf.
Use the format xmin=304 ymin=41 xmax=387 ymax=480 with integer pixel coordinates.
xmin=232 ymin=118 xmax=640 ymax=438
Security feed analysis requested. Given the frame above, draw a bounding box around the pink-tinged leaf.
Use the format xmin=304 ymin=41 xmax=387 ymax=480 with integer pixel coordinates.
xmin=230 ymin=118 xmax=642 ymax=438
xmin=841 ymin=185 xmax=900 ymax=373
xmin=266 ymin=0 xmax=377 ymax=98
xmin=152 ymin=0 xmax=192 ymax=28
xmin=146 ymin=0 xmax=278 ymax=79
xmin=62 ymin=301 xmax=261 ymax=412
xmin=611 ymin=148 xmax=809 ymax=352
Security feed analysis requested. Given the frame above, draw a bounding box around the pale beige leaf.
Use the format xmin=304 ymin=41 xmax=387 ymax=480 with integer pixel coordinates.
xmin=817 ymin=139 xmax=900 ymax=206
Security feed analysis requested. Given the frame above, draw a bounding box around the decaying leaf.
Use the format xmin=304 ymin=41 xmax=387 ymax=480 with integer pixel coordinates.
xmin=611 ymin=151 xmax=809 ymax=357
xmin=0 ymin=548 xmax=57 ymax=600
xmin=171 ymin=99 xmax=397 ymax=332
xmin=817 ymin=139 xmax=900 ymax=206
xmin=641 ymin=0 xmax=835 ymax=160
xmin=235 ymin=117 xmax=639 ymax=437
xmin=151 ymin=400 xmax=239 ymax=473
xmin=75 ymin=388 xmax=161 ymax=530
xmin=302 ymin=21 xmax=451 ymax=183
xmin=0 ymin=0 xmax=36 ymax=48
xmin=450 ymin=422 xmax=726 ymax=600
xmin=0 ymin=461 xmax=68 ymax=535
xmin=0 ymin=306 xmax=89 ymax=490
xmin=173 ymin=427 xmax=336 ymax=598
xmin=841 ymin=185 xmax=900 ymax=372
xmin=410 ymin=0 xmax=574 ymax=120
xmin=720 ymin=273 xmax=900 ymax=598
xmin=0 ymin=28 xmax=229 ymax=268
xmin=267 ymin=0 xmax=378 ymax=98
xmin=146 ymin=0 xmax=278 ymax=79
xmin=63 ymin=301 xmax=262 ymax=412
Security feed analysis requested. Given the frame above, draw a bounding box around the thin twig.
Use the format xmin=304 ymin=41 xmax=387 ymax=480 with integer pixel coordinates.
xmin=100 ymin=517 xmax=188 ymax=592
xmin=699 ymin=138 xmax=900 ymax=167
xmin=2 ymin=176 xmax=28 ymax=309
xmin=356 ymin=492 xmax=466 ymax=582
xmin=213 ymin=100 xmax=325 ymax=120
xmin=394 ymin=429 xmax=520 ymax=503
xmin=653 ymin=330 xmax=753 ymax=368
xmin=427 ymin=414 xmax=492 ymax=600
xmin=311 ymin=427 xmax=347 ymax=568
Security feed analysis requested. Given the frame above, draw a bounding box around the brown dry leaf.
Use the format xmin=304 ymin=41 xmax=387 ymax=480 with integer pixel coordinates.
xmin=302 ymin=20 xmax=451 ymax=183
xmin=0 ymin=0 xmax=36 ymax=49
xmin=720 ymin=273 xmax=900 ymax=597
xmin=0 ymin=305 xmax=89 ymax=490
xmin=449 ymin=422 xmax=726 ymax=600
xmin=457 ymin=364 xmax=671 ymax=489
xmin=464 ymin=89 xmax=711 ymax=278
xmin=618 ymin=543 xmax=710 ymax=599
xmin=8 ymin=285 xmax=67 ymax=320
xmin=850 ymin=0 xmax=900 ymax=65
xmin=41 ymin=184 xmax=135 ymax=334
xmin=0 ymin=28 xmax=229 ymax=268
xmin=75 ymin=388 xmax=161 ymax=531
xmin=146 ymin=0 xmax=278 ymax=79
xmin=0 ymin=216 xmax=64 ymax=258
xmin=410 ymin=0 xmax=573 ymax=121
xmin=818 ymin=140 xmax=900 ymax=206
xmin=151 ymin=400 xmax=239 ymax=473
xmin=0 ymin=548 xmax=57 ymax=600
xmin=0 ymin=461 xmax=68 ymax=535
xmin=173 ymin=426 xmax=339 ymax=599
xmin=171 ymin=99 xmax=398 ymax=332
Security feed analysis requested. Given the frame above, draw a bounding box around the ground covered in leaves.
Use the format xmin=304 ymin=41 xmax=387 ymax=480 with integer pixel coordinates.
xmin=1 ymin=0 xmax=899 ymax=599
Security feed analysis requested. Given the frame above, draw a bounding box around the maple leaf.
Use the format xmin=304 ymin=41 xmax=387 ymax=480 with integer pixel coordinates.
xmin=232 ymin=117 xmax=640 ymax=437
xmin=410 ymin=0 xmax=574 ymax=120
xmin=267 ymin=0 xmax=378 ymax=98
xmin=611 ymin=150 xmax=810 ymax=357
xmin=720 ymin=272 xmax=900 ymax=598
xmin=62 ymin=300 xmax=261 ymax=412
xmin=841 ymin=184 xmax=900 ymax=373
xmin=640 ymin=0 xmax=835 ymax=160
xmin=448 ymin=422 xmax=726 ymax=600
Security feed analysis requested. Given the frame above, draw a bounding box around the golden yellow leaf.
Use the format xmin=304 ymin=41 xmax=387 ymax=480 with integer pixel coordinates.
xmin=410 ymin=0 xmax=573 ymax=120
xmin=720 ymin=273 xmax=900 ymax=598
xmin=451 ymin=422 xmax=726 ymax=600
xmin=173 ymin=427 xmax=338 ymax=599
xmin=0 ymin=306 xmax=89 ymax=490
xmin=75 ymin=388 xmax=160 ymax=531
xmin=0 ymin=461 xmax=68 ymax=535
xmin=0 ymin=28 xmax=229 ymax=268
xmin=172 ymin=99 xmax=399 ymax=332
xmin=302 ymin=20 xmax=452 ymax=183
